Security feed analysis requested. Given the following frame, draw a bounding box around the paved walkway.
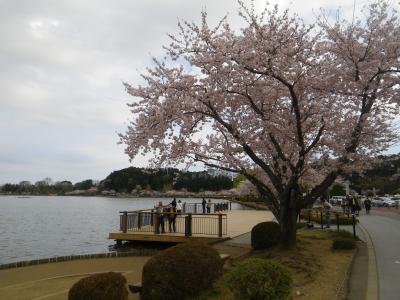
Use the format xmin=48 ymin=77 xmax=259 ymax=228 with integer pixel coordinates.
xmin=358 ymin=210 xmax=400 ymax=300
xmin=0 ymin=256 xmax=148 ymax=300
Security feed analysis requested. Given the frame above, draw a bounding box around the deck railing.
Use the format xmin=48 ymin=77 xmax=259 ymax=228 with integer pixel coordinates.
xmin=119 ymin=203 xmax=229 ymax=237
xmin=183 ymin=201 xmax=231 ymax=214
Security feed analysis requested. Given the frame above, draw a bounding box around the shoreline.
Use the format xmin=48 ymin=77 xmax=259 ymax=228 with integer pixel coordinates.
xmin=0 ymin=248 xmax=158 ymax=271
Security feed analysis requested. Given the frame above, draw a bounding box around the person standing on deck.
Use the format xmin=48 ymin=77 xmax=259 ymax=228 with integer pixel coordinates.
xmin=176 ymin=200 xmax=183 ymax=213
xmin=171 ymin=198 xmax=177 ymax=208
xmin=156 ymin=201 xmax=165 ymax=233
xmin=168 ymin=206 xmax=177 ymax=232
xmin=207 ymin=199 xmax=212 ymax=213
xmin=202 ymin=198 xmax=207 ymax=214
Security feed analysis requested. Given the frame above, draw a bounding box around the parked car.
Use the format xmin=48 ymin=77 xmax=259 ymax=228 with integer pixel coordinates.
xmin=372 ymin=197 xmax=395 ymax=207
xmin=330 ymin=196 xmax=345 ymax=205
xmin=390 ymin=196 xmax=400 ymax=207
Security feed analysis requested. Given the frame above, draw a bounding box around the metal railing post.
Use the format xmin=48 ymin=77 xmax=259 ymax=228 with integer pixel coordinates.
xmin=137 ymin=212 xmax=141 ymax=229
xmin=218 ymin=214 xmax=223 ymax=237
xmin=122 ymin=212 xmax=128 ymax=233
xmin=154 ymin=213 xmax=159 ymax=234
xmin=185 ymin=214 xmax=192 ymax=237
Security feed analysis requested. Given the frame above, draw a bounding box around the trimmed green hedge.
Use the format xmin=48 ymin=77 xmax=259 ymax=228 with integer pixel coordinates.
xmin=141 ymin=241 xmax=223 ymax=300
xmin=68 ymin=272 xmax=127 ymax=300
xmin=225 ymin=258 xmax=292 ymax=300
xmin=251 ymin=221 xmax=281 ymax=249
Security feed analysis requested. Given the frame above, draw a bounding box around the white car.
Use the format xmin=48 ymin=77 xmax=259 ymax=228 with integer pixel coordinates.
xmin=375 ymin=196 xmax=396 ymax=207
xmin=371 ymin=197 xmax=385 ymax=207
xmin=330 ymin=196 xmax=345 ymax=205
xmin=390 ymin=196 xmax=400 ymax=206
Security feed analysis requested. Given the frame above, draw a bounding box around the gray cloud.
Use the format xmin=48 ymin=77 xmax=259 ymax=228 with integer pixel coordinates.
xmin=0 ymin=0 xmax=398 ymax=183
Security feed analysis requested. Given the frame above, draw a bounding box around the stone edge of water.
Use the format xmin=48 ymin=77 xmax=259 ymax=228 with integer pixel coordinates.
xmin=0 ymin=249 xmax=158 ymax=271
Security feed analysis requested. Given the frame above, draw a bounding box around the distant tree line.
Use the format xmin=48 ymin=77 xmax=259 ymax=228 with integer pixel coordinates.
xmin=0 ymin=167 xmax=233 ymax=195
xmin=100 ymin=167 xmax=233 ymax=192
xmin=0 ymin=178 xmax=95 ymax=195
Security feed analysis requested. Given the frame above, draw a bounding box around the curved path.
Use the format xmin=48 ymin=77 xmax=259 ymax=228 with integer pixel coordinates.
xmin=359 ymin=209 xmax=400 ymax=300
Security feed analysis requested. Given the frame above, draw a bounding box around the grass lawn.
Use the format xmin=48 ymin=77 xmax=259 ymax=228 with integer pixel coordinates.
xmin=197 ymin=228 xmax=356 ymax=300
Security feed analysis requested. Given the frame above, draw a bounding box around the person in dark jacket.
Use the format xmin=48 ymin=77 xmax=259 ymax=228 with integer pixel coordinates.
xmin=168 ymin=206 xmax=177 ymax=232
xmin=202 ymin=198 xmax=207 ymax=214
xmin=364 ymin=197 xmax=372 ymax=214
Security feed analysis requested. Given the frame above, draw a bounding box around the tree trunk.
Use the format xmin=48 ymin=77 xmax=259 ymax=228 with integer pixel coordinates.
xmin=279 ymin=191 xmax=299 ymax=249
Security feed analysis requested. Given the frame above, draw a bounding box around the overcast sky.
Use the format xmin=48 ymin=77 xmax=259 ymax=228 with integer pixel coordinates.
xmin=0 ymin=0 xmax=398 ymax=184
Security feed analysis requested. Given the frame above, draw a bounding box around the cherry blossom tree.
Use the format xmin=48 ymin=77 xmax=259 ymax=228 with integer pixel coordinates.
xmin=121 ymin=1 xmax=400 ymax=248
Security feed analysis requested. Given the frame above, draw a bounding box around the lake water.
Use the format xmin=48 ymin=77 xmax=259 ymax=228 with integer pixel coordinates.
xmin=0 ymin=196 xmax=241 ymax=264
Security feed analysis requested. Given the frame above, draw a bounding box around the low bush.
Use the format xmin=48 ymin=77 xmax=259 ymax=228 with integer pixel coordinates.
xmin=141 ymin=241 xmax=223 ymax=300
xmin=332 ymin=238 xmax=356 ymax=250
xmin=251 ymin=221 xmax=281 ymax=249
xmin=68 ymin=272 xmax=127 ymax=300
xmin=225 ymin=258 xmax=292 ymax=300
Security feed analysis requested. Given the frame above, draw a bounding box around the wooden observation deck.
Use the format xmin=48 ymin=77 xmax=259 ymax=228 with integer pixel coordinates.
xmin=109 ymin=202 xmax=274 ymax=244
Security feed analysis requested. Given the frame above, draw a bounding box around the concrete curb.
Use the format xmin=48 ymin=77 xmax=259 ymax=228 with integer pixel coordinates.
xmin=358 ymin=223 xmax=379 ymax=300
xmin=0 ymin=249 xmax=158 ymax=271
xmin=337 ymin=244 xmax=358 ymax=299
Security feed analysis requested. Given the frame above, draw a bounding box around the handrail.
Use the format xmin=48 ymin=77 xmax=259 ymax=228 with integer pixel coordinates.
xmin=118 ymin=201 xmax=231 ymax=237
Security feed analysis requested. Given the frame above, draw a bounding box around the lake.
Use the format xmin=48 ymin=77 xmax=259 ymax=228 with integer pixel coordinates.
xmin=0 ymin=195 xmax=241 ymax=264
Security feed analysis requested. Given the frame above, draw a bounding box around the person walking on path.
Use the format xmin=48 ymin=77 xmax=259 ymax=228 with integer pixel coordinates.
xmin=207 ymin=199 xmax=212 ymax=213
xmin=202 ymin=198 xmax=207 ymax=214
xmin=364 ymin=197 xmax=372 ymax=214
xmin=176 ymin=200 xmax=183 ymax=213
xmin=346 ymin=194 xmax=354 ymax=216
xmin=353 ymin=194 xmax=361 ymax=216
xmin=323 ymin=199 xmax=333 ymax=228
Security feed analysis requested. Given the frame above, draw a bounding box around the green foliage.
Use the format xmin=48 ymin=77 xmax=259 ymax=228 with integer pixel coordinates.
xmin=330 ymin=184 xmax=346 ymax=196
xmin=101 ymin=167 xmax=179 ymax=192
xmin=332 ymin=238 xmax=356 ymax=250
xmin=141 ymin=241 xmax=223 ymax=300
xmin=225 ymin=258 xmax=292 ymax=300
xmin=100 ymin=167 xmax=233 ymax=193
xmin=74 ymin=179 xmax=93 ymax=190
xmin=68 ymin=272 xmax=127 ymax=300
xmin=251 ymin=222 xmax=281 ymax=249
xmin=233 ymin=173 xmax=246 ymax=188
xmin=174 ymin=171 xmax=233 ymax=192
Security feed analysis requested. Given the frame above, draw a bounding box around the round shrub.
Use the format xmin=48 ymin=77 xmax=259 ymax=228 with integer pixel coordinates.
xmin=225 ymin=258 xmax=292 ymax=300
xmin=251 ymin=221 xmax=281 ymax=249
xmin=141 ymin=241 xmax=223 ymax=300
xmin=68 ymin=272 xmax=127 ymax=300
xmin=332 ymin=238 xmax=356 ymax=250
